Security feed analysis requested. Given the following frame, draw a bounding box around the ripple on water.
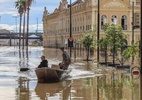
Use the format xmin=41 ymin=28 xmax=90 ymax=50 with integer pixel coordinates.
xmin=67 ymin=68 xmax=102 ymax=80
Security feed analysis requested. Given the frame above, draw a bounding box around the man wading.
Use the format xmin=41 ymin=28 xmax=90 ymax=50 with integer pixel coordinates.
xmin=59 ymin=47 xmax=71 ymax=70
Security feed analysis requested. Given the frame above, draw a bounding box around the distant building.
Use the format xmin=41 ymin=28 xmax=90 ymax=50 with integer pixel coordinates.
xmin=0 ymin=30 xmax=42 ymax=46
xmin=0 ymin=29 xmax=10 ymax=33
xmin=43 ymin=0 xmax=140 ymax=48
xmin=28 ymin=34 xmax=41 ymax=46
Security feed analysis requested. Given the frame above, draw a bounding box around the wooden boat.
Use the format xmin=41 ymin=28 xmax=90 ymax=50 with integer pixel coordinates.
xmin=35 ymin=64 xmax=71 ymax=83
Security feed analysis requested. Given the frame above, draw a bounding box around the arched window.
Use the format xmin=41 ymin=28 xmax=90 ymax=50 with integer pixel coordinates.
xmin=101 ymin=15 xmax=107 ymax=29
xmin=111 ymin=15 xmax=117 ymax=24
xmin=121 ymin=15 xmax=127 ymax=30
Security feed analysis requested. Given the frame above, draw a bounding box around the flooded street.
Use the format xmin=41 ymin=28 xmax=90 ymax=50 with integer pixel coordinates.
xmin=0 ymin=46 xmax=141 ymax=100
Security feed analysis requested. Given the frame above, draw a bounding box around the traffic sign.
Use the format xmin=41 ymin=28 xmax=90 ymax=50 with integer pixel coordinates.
xmin=68 ymin=37 xmax=74 ymax=47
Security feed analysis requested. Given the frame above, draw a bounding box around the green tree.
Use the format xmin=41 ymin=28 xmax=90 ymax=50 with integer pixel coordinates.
xmin=104 ymin=24 xmax=126 ymax=65
xmin=98 ymin=37 xmax=108 ymax=64
xmin=79 ymin=31 xmax=96 ymax=61
xmin=119 ymin=41 xmax=139 ymax=65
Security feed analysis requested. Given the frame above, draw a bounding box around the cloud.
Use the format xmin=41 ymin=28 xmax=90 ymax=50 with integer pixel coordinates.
xmin=0 ymin=0 xmax=11 ymax=3
xmin=0 ymin=0 xmax=42 ymax=32
xmin=0 ymin=24 xmax=16 ymax=31
xmin=29 ymin=24 xmax=43 ymax=32
xmin=0 ymin=23 xmax=43 ymax=32
xmin=0 ymin=0 xmax=18 ymax=16
xmin=0 ymin=0 xmax=77 ymax=32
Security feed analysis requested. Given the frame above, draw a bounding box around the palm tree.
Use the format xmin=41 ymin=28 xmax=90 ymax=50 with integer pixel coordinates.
xmin=25 ymin=0 xmax=35 ymax=52
xmin=22 ymin=0 xmax=27 ymax=50
xmin=15 ymin=0 xmax=25 ymax=50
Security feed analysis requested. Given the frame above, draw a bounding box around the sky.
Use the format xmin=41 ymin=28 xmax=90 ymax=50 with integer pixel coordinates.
xmin=0 ymin=0 xmax=76 ymax=33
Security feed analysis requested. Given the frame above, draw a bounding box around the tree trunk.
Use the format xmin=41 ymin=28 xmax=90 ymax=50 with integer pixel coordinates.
xmin=19 ymin=13 xmax=22 ymax=50
xmin=22 ymin=12 xmax=26 ymax=50
xmin=26 ymin=6 xmax=30 ymax=53
xmin=105 ymin=45 xmax=108 ymax=64
xmin=86 ymin=47 xmax=89 ymax=61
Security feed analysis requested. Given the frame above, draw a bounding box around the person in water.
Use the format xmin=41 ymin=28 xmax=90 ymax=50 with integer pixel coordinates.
xmin=38 ymin=55 xmax=48 ymax=68
xmin=59 ymin=47 xmax=71 ymax=70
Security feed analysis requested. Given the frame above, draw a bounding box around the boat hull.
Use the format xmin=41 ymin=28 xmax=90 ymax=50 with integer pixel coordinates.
xmin=35 ymin=68 xmax=68 ymax=83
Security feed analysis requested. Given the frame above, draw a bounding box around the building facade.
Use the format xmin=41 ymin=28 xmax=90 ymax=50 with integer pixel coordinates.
xmin=42 ymin=0 xmax=140 ymax=48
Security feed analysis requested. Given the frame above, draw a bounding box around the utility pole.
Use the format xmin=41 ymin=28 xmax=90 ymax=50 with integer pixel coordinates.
xmin=140 ymin=1 xmax=142 ymax=100
xmin=0 ymin=16 xmax=1 ymax=29
xmin=69 ymin=0 xmax=72 ymax=58
xmin=97 ymin=0 xmax=100 ymax=63
xmin=132 ymin=1 xmax=134 ymax=63
xmin=36 ymin=18 xmax=38 ymax=33
xmin=132 ymin=1 xmax=134 ymax=44
xmin=13 ymin=16 xmax=18 ymax=47
xmin=140 ymin=0 xmax=142 ymax=75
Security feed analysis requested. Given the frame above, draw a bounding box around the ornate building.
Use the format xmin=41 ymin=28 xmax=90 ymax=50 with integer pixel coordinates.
xmin=42 ymin=0 xmax=140 ymax=49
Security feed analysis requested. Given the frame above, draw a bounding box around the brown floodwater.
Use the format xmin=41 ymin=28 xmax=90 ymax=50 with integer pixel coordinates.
xmin=0 ymin=46 xmax=141 ymax=100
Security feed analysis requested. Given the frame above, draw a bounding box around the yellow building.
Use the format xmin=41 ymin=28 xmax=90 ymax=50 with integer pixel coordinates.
xmin=42 ymin=0 xmax=140 ymax=49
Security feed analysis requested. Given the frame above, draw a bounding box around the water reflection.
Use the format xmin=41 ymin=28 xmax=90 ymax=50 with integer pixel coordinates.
xmin=35 ymin=80 xmax=71 ymax=100
xmin=16 ymin=77 xmax=30 ymax=100
xmin=98 ymin=70 xmax=140 ymax=100
xmin=0 ymin=47 xmax=142 ymax=100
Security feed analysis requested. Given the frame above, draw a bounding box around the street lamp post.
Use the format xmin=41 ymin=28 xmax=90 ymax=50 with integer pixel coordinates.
xmin=69 ymin=0 xmax=72 ymax=58
xmin=132 ymin=1 xmax=134 ymax=44
xmin=13 ymin=16 xmax=18 ymax=47
xmin=140 ymin=0 xmax=142 ymax=75
xmin=36 ymin=18 xmax=38 ymax=33
xmin=131 ymin=1 xmax=134 ymax=63
xmin=140 ymin=1 xmax=142 ymax=100
xmin=97 ymin=0 xmax=100 ymax=63
xmin=10 ymin=30 xmax=15 ymax=47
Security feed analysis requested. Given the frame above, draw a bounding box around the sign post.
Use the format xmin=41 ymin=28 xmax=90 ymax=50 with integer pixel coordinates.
xmin=68 ymin=37 xmax=74 ymax=47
